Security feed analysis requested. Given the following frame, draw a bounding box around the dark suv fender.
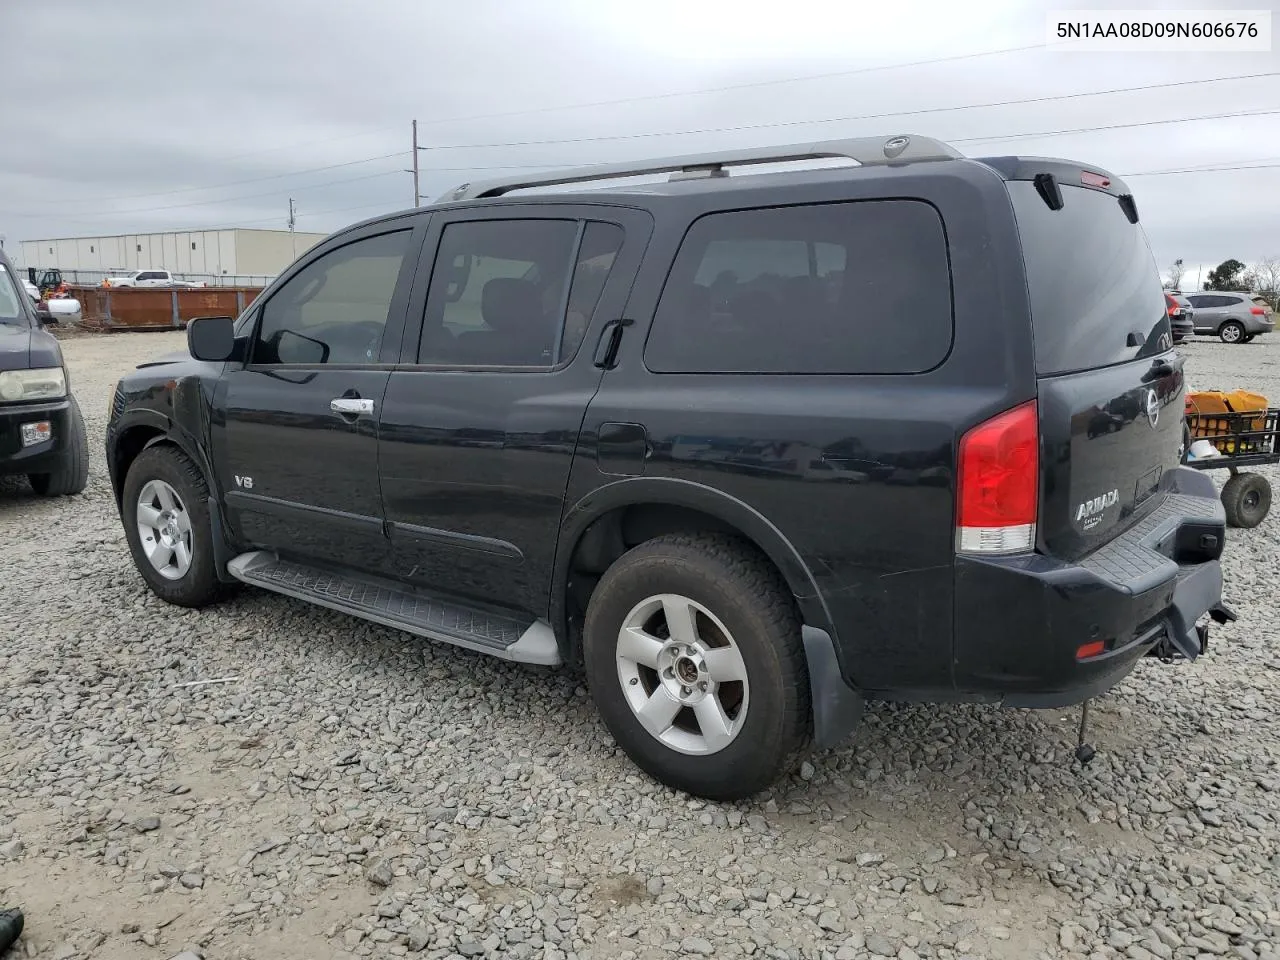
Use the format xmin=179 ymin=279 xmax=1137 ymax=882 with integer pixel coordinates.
xmin=108 ymin=408 xmax=239 ymax=584
xmin=552 ymin=476 xmax=864 ymax=750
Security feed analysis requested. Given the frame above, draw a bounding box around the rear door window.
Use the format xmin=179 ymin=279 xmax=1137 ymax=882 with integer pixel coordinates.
xmin=644 ymin=199 xmax=952 ymax=374
xmin=1007 ymin=181 xmax=1169 ymax=376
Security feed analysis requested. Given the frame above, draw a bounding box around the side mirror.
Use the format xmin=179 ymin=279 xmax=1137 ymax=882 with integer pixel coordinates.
xmin=187 ymin=315 xmax=236 ymax=362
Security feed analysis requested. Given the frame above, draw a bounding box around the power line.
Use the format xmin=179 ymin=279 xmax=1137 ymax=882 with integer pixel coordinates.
xmin=43 ymin=152 xmax=411 ymax=205
xmin=954 ymin=107 xmax=1280 ymax=144
xmin=420 ymin=71 xmax=1280 ymax=152
xmin=70 ymin=168 xmax=407 ymax=217
xmin=28 ymin=44 xmax=1046 ymax=210
xmin=211 ymin=125 xmax=402 ymax=165
xmin=1124 ymin=162 xmax=1280 ymax=177
xmin=412 ymin=42 xmax=1050 ymax=128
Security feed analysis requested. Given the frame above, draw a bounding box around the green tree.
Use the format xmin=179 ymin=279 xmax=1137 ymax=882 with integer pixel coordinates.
xmin=1205 ymin=259 xmax=1246 ymax=291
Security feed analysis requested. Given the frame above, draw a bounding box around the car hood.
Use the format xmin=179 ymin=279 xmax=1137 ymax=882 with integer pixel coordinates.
xmin=0 ymin=322 xmax=64 ymax=372
xmin=0 ymin=323 xmax=31 ymax=370
xmin=136 ymin=349 xmax=194 ymax=368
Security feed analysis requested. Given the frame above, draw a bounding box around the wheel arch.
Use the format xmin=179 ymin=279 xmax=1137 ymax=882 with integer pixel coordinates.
xmin=110 ymin=410 xmax=219 ymax=507
xmin=111 ymin=412 xmax=238 ymax=584
xmin=551 ymin=477 xmax=836 ymax=664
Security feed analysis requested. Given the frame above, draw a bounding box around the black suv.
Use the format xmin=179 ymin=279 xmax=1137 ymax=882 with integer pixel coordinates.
xmin=0 ymin=247 xmax=89 ymax=496
xmin=106 ymin=136 xmax=1235 ymax=800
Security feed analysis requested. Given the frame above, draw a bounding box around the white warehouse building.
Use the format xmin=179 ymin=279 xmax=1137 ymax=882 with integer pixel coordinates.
xmin=19 ymin=228 xmax=330 ymax=282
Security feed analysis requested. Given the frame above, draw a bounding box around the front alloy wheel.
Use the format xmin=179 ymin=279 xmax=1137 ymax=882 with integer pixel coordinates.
xmin=121 ymin=444 xmax=231 ymax=608
xmin=135 ymin=479 xmax=194 ymax=580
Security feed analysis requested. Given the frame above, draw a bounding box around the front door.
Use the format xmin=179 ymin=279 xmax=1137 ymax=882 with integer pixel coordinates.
xmin=214 ymin=224 xmax=421 ymax=571
xmin=378 ymin=206 xmax=650 ymax=615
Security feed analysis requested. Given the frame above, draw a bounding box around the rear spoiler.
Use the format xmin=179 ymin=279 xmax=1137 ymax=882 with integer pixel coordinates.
xmin=976 ymin=156 xmax=1139 ymax=222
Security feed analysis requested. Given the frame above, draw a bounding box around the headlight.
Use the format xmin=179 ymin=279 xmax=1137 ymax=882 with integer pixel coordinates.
xmin=0 ymin=367 xmax=67 ymax=402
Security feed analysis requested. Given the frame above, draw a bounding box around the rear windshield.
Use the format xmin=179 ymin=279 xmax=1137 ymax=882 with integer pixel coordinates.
xmin=1007 ymin=181 xmax=1169 ymax=376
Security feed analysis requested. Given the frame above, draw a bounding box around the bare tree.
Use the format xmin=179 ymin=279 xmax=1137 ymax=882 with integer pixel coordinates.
xmin=1249 ymin=256 xmax=1280 ymax=308
xmin=1165 ymin=258 xmax=1185 ymax=291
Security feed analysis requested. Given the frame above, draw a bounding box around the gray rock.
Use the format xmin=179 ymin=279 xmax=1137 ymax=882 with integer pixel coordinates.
xmin=0 ymin=839 xmax=24 ymax=860
xmin=134 ymin=816 xmax=161 ymax=833
xmin=407 ymin=927 xmax=430 ymax=952
xmin=867 ymin=934 xmax=897 ymax=957
xmin=179 ymin=873 xmax=204 ymax=889
xmin=680 ymin=938 xmax=715 ymax=956
xmin=366 ymin=859 xmax=394 ymax=887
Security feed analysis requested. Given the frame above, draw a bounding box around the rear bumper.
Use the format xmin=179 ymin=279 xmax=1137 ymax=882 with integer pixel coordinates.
xmin=953 ymin=466 xmax=1232 ymax=707
xmin=0 ymin=397 xmax=74 ymax=476
xmin=1244 ymin=316 xmax=1275 ymax=335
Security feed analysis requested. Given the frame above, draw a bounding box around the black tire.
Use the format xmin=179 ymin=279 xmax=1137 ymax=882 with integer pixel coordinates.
xmin=121 ymin=444 xmax=229 ymax=607
xmin=582 ymin=533 xmax=811 ymax=801
xmin=1221 ymin=472 xmax=1271 ymax=529
xmin=28 ymin=397 xmax=89 ymax=496
xmin=1243 ymin=334 xmax=1257 ymax=343
xmin=1220 ymin=321 xmax=1246 ymax=344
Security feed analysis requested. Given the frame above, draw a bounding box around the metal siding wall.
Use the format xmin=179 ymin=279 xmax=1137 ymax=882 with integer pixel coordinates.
xmin=218 ymin=230 xmax=237 ymax=275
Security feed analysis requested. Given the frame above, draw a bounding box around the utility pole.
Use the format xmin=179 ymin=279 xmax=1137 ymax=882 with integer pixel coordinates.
xmin=403 ymin=119 xmax=424 ymax=207
xmin=288 ymin=198 xmax=297 ymax=257
xmin=412 ymin=119 xmax=421 ymax=207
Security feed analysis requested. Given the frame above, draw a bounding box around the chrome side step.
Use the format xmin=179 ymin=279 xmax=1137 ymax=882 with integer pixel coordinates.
xmin=226 ymin=551 xmax=561 ymax=666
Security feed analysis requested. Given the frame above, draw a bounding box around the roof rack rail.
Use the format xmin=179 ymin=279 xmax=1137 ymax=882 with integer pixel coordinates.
xmin=436 ymin=134 xmax=963 ymax=203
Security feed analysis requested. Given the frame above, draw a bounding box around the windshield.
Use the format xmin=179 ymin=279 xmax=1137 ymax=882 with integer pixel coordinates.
xmin=0 ymin=263 xmax=31 ymax=327
xmin=1008 ymin=180 xmax=1169 ymax=376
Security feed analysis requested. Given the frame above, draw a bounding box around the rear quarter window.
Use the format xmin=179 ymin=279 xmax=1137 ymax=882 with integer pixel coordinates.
xmin=644 ymin=199 xmax=953 ymax=375
xmin=1007 ymin=181 xmax=1169 ymax=376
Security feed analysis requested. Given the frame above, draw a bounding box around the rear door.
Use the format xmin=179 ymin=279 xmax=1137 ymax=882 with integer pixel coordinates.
xmin=377 ymin=205 xmax=650 ymax=614
xmin=1006 ymin=177 xmax=1182 ymax=561
xmin=1188 ymin=294 xmax=1225 ymax=332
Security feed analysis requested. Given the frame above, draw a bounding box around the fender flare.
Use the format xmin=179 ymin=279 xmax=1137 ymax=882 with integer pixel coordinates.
xmin=113 ymin=410 xmax=238 ymax=584
xmin=551 ymin=475 xmax=837 ymax=651
xmin=551 ymin=476 xmax=862 ymax=750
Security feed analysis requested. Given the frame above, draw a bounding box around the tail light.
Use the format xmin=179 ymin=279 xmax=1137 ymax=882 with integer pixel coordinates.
xmin=956 ymin=401 xmax=1039 ymax=554
xmin=1251 ymin=306 xmax=1267 ymax=315
xmin=1166 ymin=295 xmax=1178 ymax=316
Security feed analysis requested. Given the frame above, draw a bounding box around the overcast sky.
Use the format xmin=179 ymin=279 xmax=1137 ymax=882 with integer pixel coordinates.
xmin=3 ymin=0 xmax=1278 ymax=287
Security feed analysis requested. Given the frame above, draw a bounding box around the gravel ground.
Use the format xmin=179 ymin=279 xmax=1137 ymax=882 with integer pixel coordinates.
xmin=1 ymin=329 xmax=1278 ymax=960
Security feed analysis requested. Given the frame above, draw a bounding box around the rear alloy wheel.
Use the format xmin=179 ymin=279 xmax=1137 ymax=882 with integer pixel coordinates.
xmin=1220 ymin=321 xmax=1246 ymax=344
xmin=583 ymin=533 xmax=811 ymax=801
xmin=122 ymin=445 xmax=230 ymax=607
xmin=1221 ymin=472 xmax=1272 ymax=529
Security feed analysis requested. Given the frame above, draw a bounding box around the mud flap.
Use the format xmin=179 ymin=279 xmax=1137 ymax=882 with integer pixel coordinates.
xmin=802 ymin=625 xmax=865 ymax=750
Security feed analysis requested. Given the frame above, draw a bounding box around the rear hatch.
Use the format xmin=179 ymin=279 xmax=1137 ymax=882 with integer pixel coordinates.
xmin=1006 ymin=171 xmax=1182 ymax=562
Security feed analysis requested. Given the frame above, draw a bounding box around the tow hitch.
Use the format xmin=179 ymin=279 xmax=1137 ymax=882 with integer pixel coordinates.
xmin=1080 ymin=602 xmax=1237 ymax=767
xmin=1148 ymin=601 xmax=1237 ymax=663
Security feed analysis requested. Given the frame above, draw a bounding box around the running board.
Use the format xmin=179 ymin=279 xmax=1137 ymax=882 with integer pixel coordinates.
xmin=226 ymin=551 xmax=561 ymax=666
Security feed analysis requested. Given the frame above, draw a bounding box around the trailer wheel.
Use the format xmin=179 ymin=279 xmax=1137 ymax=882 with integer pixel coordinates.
xmin=1222 ymin=472 xmax=1271 ymax=529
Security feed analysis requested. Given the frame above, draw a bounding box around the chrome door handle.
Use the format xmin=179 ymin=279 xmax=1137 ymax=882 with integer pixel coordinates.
xmin=330 ymin=397 xmax=374 ymax=415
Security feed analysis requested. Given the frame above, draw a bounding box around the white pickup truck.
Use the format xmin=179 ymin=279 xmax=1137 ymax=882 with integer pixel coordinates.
xmin=104 ymin=269 xmax=205 ymax=288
